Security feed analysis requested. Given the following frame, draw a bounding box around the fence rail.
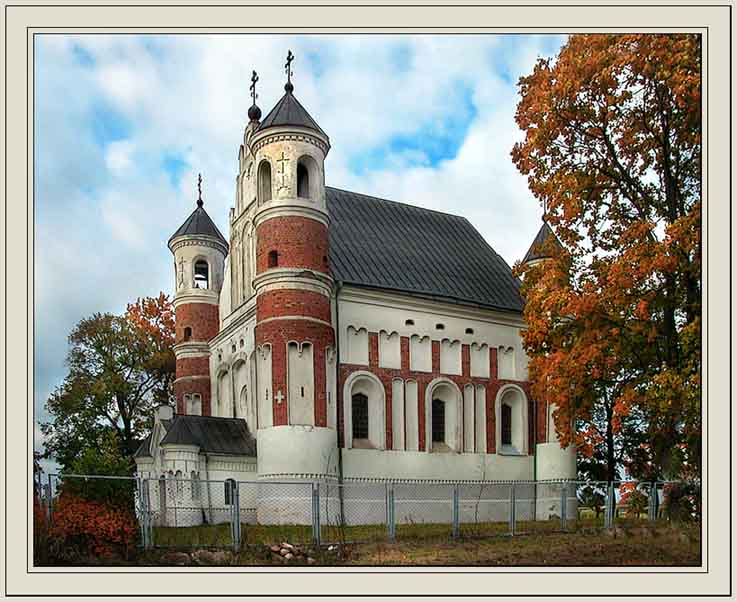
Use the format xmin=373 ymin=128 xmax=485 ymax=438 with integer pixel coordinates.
xmin=35 ymin=474 xmax=701 ymax=552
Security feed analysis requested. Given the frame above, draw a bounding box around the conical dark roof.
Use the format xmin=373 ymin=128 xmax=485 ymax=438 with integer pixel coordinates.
xmin=168 ymin=203 xmax=227 ymax=248
xmin=257 ymin=84 xmax=327 ymax=138
xmin=522 ymin=221 xmax=562 ymax=264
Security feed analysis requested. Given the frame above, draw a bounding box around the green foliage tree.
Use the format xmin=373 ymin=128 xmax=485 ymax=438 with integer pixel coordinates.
xmin=41 ymin=294 xmax=175 ymax=472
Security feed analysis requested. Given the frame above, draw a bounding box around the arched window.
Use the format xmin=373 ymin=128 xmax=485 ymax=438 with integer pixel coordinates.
xmin=175 ymin=470 xmax=183 ymax=499
xmin=183 ymin=326 xmax=192 ymax=341
xmin=268 ymin=250 xmax=279 ymax=268
xmin=432 ymin=398 xmax=446 ymax=444
xmin=187 ymin=393 xmax=201 ymax=416
xmin=224 ymin=478 xmax=236 ymax=506
xmin=258 ymin=161 xmax=272 ymax=203
xmin=352 ymin=393 xmax=369 ymax=440
xmin=297 ymin=162 xmax=309 ymax=198
xmin=194 ymin=260 xmax=209 ymax=289
xmin=501 ymin=403 xmax=512 ymax=446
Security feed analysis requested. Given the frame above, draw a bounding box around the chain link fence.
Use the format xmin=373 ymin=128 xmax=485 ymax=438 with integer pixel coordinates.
xmin=35 ymin=474 xmax=701 ymax=554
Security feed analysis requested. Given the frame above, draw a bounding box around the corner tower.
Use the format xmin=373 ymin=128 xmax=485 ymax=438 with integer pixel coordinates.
xmin=521 ymin=219 xmax=577 ymax=486
xmin=169 ymin=177 xmax=228 ymax=416
xmin=249 ymin=53 xmax=338 ymax=480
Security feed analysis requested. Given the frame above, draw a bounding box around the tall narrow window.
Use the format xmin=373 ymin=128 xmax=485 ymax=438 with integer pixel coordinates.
xmin=191 ymin=471 xmax=200 ymax=501
xmin=183 ymin=327 xmax=192 ymax=341
xmin=432 ymin=399 xmax=445 ymax=443
xmin=352 ymin=393 xmax=369 ymax=440
xmin=501 ymin=403 xmax=512 ymax=446
xmin=194 ymin=260 xmax=209 ymax=289
xmin=297 ymin=162 xmax=309 ymax=198
xmin=258 ymin=161 xmax=272 ymax=203
xmin=268 ymin=250 xmax=279 ymax=268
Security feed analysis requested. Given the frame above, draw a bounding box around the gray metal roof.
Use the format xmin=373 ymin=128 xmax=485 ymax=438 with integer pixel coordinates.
xmin=256 ymin=86 xmax=327 ymax=138
xmin=169 ymin=204 xmax=228 ymax=247
xmin=522 ymin=221 xmax=561 ymax=264
xmin=159 ymin=415 xmax=256 ymax=456
xmin=326 ymin=187 xmax=525 ymax=313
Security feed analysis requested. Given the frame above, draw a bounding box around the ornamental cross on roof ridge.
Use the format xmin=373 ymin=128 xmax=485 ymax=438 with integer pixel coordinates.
xmin=285 ymin=50 xmax=294 ymax=86
xmin=250 ymin=70 xmax=259 ymax=105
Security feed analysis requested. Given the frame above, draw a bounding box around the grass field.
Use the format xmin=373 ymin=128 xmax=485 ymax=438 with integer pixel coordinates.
xmin=138 ymin=522 xmax=701 ymax=566
xmin=142 ymin=518 xmax=700 ymax=567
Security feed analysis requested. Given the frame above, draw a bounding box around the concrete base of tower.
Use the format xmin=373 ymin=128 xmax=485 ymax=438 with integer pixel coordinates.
xmin=534 ymin=442 xmax=578 ymax=520
xmin=255 ymin=425 xmax=337 ymax=525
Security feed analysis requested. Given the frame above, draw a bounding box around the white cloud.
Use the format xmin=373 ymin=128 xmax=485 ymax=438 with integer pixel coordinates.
xmin=105 ymin=139 xmax=134 ymax=172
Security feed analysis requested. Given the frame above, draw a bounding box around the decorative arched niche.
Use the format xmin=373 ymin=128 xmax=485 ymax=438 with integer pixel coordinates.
xmin=343 ymin=371 xmax=386 ymax=450
xmin=495 ymin=384 xmax=529 ymax=455
xmin=257 ymin=159 xmax=272 ymax=203
xmin=425 ymin=378 xmax=463 ymax=453
xmin=296 ymin=154 xmax=319 ymax=200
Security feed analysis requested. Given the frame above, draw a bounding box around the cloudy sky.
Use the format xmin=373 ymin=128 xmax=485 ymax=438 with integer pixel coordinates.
xmin=34 ymin=33 xmax=566 ymax=468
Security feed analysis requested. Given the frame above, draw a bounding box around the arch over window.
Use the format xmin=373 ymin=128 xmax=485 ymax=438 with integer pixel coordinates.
xmin=343 ymin=371 xmax=386 ymax=450
xmin=258 ymin=160 xmax=272 ymax=203
xmin=194 ymin=260 xmax=209 ymax=289
xmin=268 ymin=250 xmax=279 ymax=268
xmin=183 ymin=326 xmax=192 ymax=341
xmin=495 ymin=385 xmax=529 ymax=455
xmin=425 ymin=378 xmax=463 ymax=453
xmin=297 ymin=155 xmax=318 ymax=200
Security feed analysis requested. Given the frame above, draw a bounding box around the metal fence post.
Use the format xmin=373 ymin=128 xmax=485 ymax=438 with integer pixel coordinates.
xmin=47 ymin=474 xmax=54 ymax=527
xmin=312 ymin=483 xmax=321 ymax=547
xmin=560 ymin=484 xmax=567 ymax=532
xmin=509 ymin=483 xmax=516 ymax=536
xmin=648 ymin=482 xmax=657 ymax=522
xmin=605 ymin=482 xmax=615 ymax=529
xmin=232 ymin=482 xmax=241 ymax=552
xmin=452 ymin=484 xmax=460 ymax=539
xmin=387 ymin=483 xmax=396 ymax=542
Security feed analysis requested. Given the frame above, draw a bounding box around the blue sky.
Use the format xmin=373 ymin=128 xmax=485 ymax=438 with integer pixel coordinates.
xmin=34 ymin=34 xmax=566 ymax=469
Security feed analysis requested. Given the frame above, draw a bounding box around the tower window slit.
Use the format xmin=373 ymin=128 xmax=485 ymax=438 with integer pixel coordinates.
xmin=352 ymin=393 xmax=369 ymax=440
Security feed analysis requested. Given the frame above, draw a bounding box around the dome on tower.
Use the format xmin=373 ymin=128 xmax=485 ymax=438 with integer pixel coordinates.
xmin=168 ymin=178 xmax=228 ymax=252
xmin=522 ymin=221 xmax=562 ymax=265
xmin=256 ymin=83 xmax=327 ymax=138
xmin=248 ymin=103 xmax=262 ymax=122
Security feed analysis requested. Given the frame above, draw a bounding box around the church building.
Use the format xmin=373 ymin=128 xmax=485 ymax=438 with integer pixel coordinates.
xmin=134 ymin=55 xmax=576 ymax=523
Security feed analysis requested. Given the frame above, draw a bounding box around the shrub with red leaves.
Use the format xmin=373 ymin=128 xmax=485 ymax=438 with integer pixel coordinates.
xmin=48 ymin=493 xmax=138 ymax=561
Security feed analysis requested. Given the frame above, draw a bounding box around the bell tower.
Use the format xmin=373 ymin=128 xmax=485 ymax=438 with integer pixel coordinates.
xmin=169 ymin=176 xmax=228 ymax=416
xmin=249 ymin=51 xmax=338 ymax=480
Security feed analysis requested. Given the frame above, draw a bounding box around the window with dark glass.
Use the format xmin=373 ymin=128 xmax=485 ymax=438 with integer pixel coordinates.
xmin=432 ymin=399 xmax=445 ymax=443
xmin=268 ymin=250 xmax=279 ymax=268
xmin=297 ymin=162 xmax=309 ymax=198
xmin=501 ymin=403 xmax=512 ymax=446
xmin=183 ymin=326 xmax=192 ymax=341
xmin=352 ymin=393 xmax=369 ymax=439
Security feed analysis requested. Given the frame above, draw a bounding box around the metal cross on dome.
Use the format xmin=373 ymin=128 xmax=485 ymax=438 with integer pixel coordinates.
xmin=285 ymin=50 xmax=294 ymax=85
xmin=250 ymin=70 xmax=259 ymax=105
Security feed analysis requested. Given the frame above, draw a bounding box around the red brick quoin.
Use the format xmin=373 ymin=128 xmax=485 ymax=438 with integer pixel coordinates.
xmin=256 ymin=216 xmax=329 ymax=274
xmin=255 ymin=318 xmax=335 ymax=428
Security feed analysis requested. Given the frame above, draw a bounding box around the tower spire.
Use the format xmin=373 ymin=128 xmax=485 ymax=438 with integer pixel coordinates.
xmin=197 ymin=173 xmax=203 ymax=207
xmin=284 ymin=49 xmax=294 ymax=93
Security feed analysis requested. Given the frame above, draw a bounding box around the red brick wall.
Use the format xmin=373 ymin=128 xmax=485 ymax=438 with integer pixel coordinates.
xmin=256 ymin=289 xmax=331 ymax=323
xmin=175 ymin=302 xmax=219 ymax=343
xmin=256 ymin=216 xmax=329 ymax=274
xmin=337 ymin=332 xmax=542 ymax=457
xmin=175 ymin=355 xmax=209 ymax=380
xmin=174 ymin=378 xmax=212 ymax=416
xmin=255 ymin=319 xmax=335 ymax=427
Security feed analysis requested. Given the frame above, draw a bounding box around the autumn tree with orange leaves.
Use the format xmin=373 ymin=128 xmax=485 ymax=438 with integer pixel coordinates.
xmin=512 ymin=34 xmax=701 ymax=482
xmin=41 ymin=293 xmax=175 ymax=472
